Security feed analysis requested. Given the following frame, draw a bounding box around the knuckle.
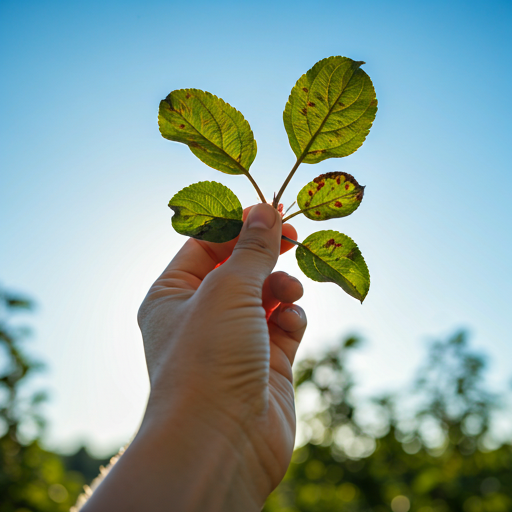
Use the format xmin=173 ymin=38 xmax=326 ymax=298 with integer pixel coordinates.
xmin=233 ymin=234 xmax=276 ymax=260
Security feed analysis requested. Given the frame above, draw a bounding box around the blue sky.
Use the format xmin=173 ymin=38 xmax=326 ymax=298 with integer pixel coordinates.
xmin=1 ymin=0 xmax=511 ymax=455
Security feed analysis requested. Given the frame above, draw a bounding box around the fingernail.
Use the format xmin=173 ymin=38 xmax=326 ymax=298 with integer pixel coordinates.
xmin=246 ymin=204 xmax=277 ymax=230
xmin=284 ymin=307 xmax=302 ymax=318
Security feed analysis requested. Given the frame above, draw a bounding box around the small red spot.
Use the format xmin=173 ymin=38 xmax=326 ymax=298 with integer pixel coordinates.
xmin=325 ymin=238 xmax=336 ymax=247
xmin=308 ymin=190 xmax=313 ymax=196
xmin=345 ymin=183 xmax=350 ymax=190
xmin=302 ymin=87 xmax=309 ymax=93
xmin=308 ymin=101 xmax=316 ymax=107
xmin=179 ymin=124 xmax=185 ymax=129
xmin=335 ymin=201 xmax=343 ymax=208
xmin=335 ymin=243 xmax=342 ymax=248
xmin=315 ymin=211 xmax=321 ymax=216
xmin=317 ymin=182 xmax=325 ymax=191
xmin=336 ymin=177 xmax=341 ymax=185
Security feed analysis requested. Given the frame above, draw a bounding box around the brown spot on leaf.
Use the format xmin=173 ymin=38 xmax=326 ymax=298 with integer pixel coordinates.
xmin=335 ymin=201 xmax=343 ymax=208
xmin=308 ymin=101 xmax=316 ymax=107
xmin=309 ymin=150 xmax=326 ymax=155
xmin=335 ymin=243 xmax=342 ymax=248
xmin=315 ymin=172 xmax=359 ymax=189
xmin=189 ymin=141 xmax=200 ymax=148
xmin=186 ymin=93 xmax=191 ymax=99
xmin=315 ymin=211 xmax=321 ymax=216
xmin=301 ymin=107 xmax=308 ymax=116
xmin=345 ymin=183 xmax=350 ymax=190
xmin=304 ymin=201 xmax=310 ymax=208
xmin=316 ymin=181 xmax=325 ymax=191
xmin=338 ymin=102 xmax=345 ymax=107
xmin=179 ymin=124 xmax=185 ymax=129
xmin=308 ymin=190 xmax=313 ymax=196
xmin=302 ymin=87 xmax=309 ymax=93
xmin=325 ymin=238 xmax=336 ymax=248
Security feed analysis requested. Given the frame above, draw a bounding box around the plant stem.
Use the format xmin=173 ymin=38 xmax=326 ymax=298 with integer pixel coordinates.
xmin=281 ymin=235 xmax=302 ymax=247
xmin=273 ymin=159 xmax=302 ymax=208
xmin=244 ymin=172 xmax=267 ymax=203
xmin=282 ymin=210 xmax=302 ymax=223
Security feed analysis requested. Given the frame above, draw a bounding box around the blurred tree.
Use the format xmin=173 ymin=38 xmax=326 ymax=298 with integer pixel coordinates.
xmin=264 ymin=332 xmax=512 ymax=512
xmin=0 ymin=286 xmax=84 ymax=512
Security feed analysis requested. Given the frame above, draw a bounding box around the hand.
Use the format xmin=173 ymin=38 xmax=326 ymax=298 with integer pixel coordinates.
xmin=81 ymin=203 xmax=307 ymax=512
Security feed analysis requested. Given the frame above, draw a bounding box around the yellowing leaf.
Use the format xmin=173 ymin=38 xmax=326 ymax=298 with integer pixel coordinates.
xmin=296 ymin=230 xmax=370 ymax=302
xmin=159 ymin=89 xmax=257 ymax=175
xmin=284 ymin=56 xmax=377 ymax=164
xmin=169 ymin=181 xmax=243 ymax=243
xmin=296 ymin=172 xmax=364 ymax=221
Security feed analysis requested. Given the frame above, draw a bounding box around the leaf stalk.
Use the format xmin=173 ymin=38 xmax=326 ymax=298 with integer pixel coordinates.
xmin=282 ymin=210 xmax=302 ymax=223
xmin=244 ymin=172 xmax=267 ymax=203
xmin=273 ymin=158 xmax=302 ymax=208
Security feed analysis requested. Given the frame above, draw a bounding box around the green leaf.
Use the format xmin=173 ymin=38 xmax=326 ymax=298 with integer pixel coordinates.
xmin=283 ymin=56 xmax=377 ymax=164
xmin=297 ymin=172 xmax=364 ymax=220
xmin=159 ymin=89 xmax=257 ymax=175
xmin=169 ymin=181 xmax=243 ymax=243
xmin=295 ymin=230 xmax=370 ymax=302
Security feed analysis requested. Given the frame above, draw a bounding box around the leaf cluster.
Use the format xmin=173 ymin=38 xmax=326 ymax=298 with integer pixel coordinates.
xmin=160 ymin=56 xmax=378 ymax=302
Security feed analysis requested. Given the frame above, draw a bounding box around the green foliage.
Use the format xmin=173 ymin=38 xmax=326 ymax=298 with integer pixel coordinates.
xmin=169 ymin=181 xmax=243 ymax=242
xmin=159 ymin=89 xmax=257 ymax=175
xmin=283 ymin=56 xmax=377 ymax=164
xmin=0 ymin=287 xmax=85 ymax=511
xmin=296 ymin=231 xmax=370 ymax=302
xmin=160 ymin=55 xmax=377 ymax=301
xmin=294 ymin=172 xmax=364 ymax=221
xmin=263 ymin=332 xmax=512 ymax=512
xmin=158 ymin=57 xmax=377 ymax=302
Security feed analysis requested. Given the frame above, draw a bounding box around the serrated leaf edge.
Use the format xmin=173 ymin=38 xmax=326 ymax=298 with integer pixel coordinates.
xmin=298 ymin=230 xmax=370 ymax=302
xmin=169 ymin=180 xmax=243 ymax=221
xmin=159 ymin=89 xmax=257 ymax=173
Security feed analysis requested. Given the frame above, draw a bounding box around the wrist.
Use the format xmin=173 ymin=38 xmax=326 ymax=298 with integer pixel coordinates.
xmin=138 ymin=393 xmax=269 ymax=512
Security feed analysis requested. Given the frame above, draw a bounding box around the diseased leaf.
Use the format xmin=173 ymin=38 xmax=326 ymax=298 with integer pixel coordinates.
xmin=297 ymin=172 xmax=364 ymax=220
xmin=283 ymin=56 xmax=377 ymax=164
xmin=159 ymin=89 xmax=257 ymax=175
xmin=169 ymin=181 xmax=243 ymax=243
xmin=296 ymin=230 xmax=370 ymax=302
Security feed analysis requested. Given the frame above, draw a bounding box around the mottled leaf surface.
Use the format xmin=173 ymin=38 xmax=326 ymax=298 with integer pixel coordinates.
xmin=284 ymin=56 xmax=377 ymax=164
xmin=297 ymin=172 xmax=364 ymax=220
xmin=159 ymin=89 xmax=257 ymax=175
xmin=296 ymin=230 xmax=370 ymax=302
xmin=169 ymin=181 xmax=243 ymax=243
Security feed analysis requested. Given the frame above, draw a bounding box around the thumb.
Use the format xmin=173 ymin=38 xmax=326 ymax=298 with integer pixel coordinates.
xmin=220 ymin=203 xmax=282 ymax=290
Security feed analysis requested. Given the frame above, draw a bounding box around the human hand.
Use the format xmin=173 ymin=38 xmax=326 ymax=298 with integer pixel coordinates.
xmin=81 ymin=203 xmax=306 ymax=512
xmin=140 ymin=203 xmax=306 ymax=510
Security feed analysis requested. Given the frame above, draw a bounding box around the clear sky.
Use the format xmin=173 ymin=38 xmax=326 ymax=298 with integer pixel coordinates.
xmin=1 ymin=0 xmax=511 ymax=456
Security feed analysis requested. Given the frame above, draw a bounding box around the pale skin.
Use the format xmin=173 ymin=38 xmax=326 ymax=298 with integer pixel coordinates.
xmin=81 ymin=203 xmax=307 ymax=511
